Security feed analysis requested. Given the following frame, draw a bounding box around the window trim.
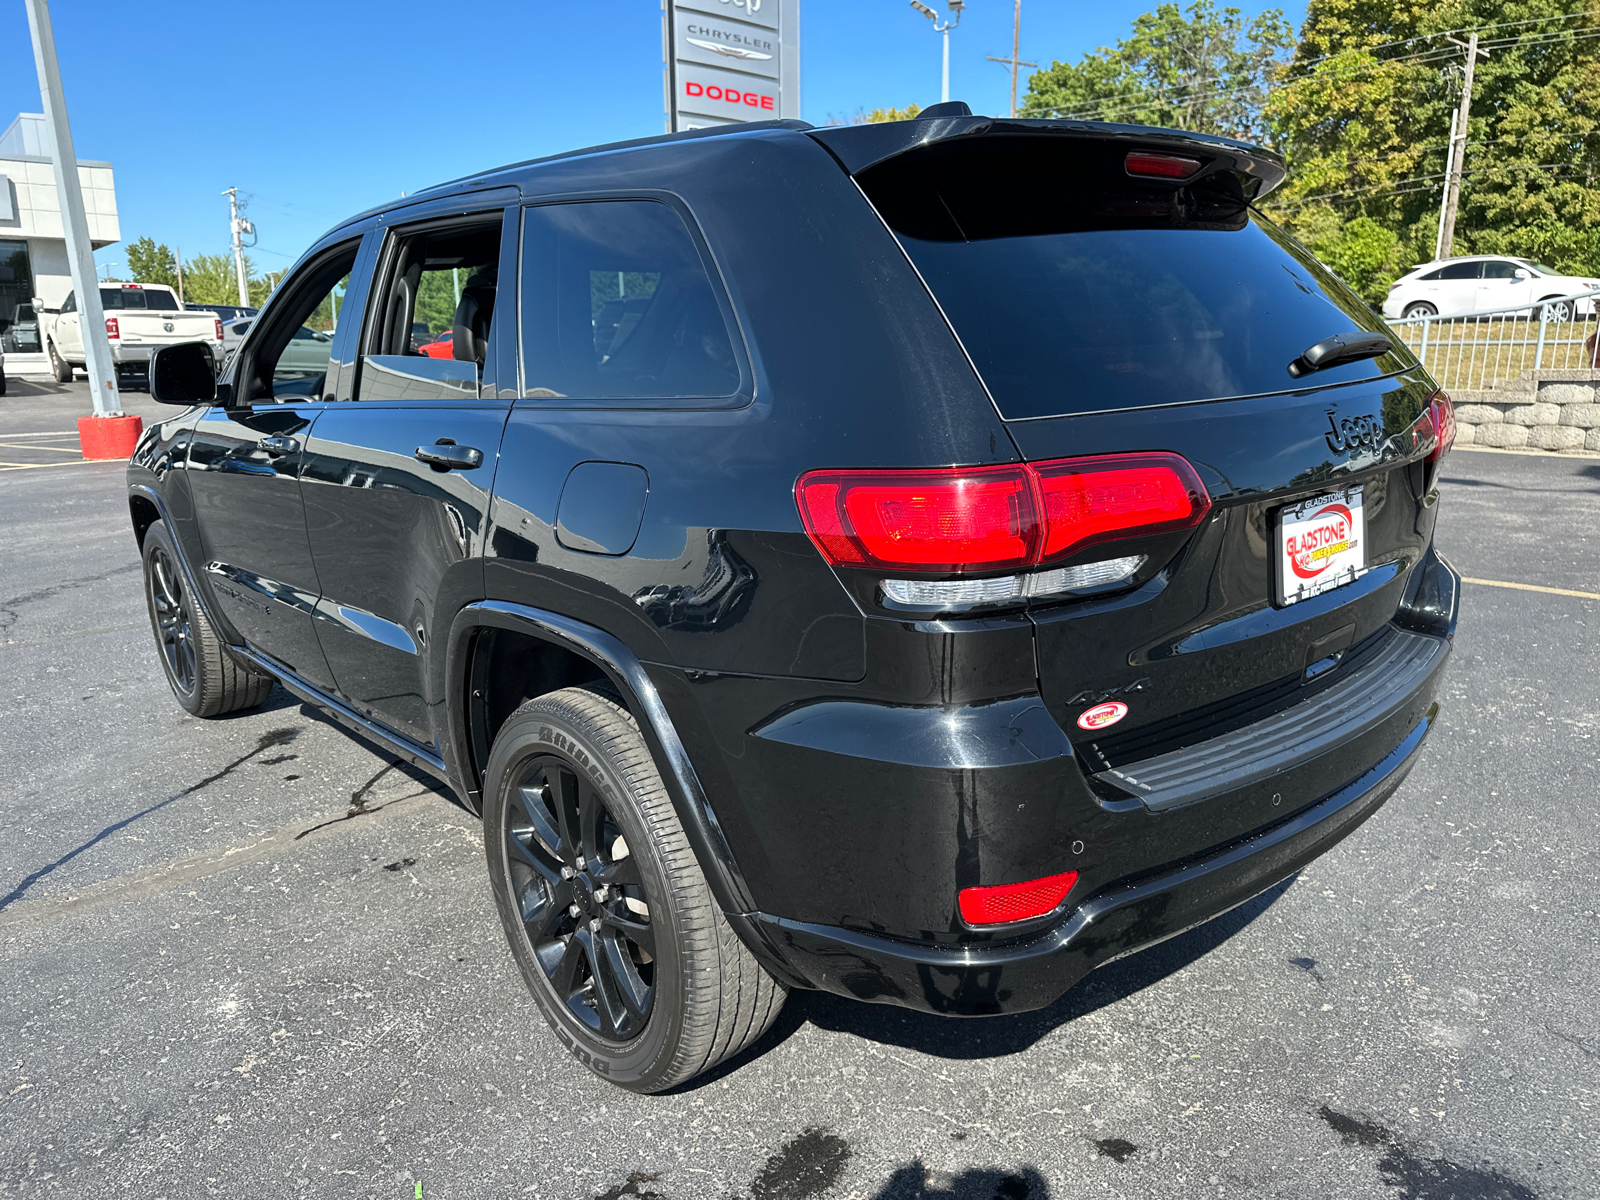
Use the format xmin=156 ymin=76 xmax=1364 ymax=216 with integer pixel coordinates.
xmin=513 ymin=189 xmax=754 ymax=411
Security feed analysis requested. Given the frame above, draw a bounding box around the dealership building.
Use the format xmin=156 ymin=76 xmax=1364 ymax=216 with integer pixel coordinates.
xmin=0 ymin=112 xmax=120 ymax=369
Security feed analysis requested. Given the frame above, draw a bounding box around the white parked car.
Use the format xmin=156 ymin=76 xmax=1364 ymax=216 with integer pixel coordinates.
xmin=1383 ymin=256 xmax=1600 ymax=320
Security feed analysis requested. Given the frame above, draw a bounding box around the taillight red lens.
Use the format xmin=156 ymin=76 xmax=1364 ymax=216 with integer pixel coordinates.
xmin=215 ymin=318 xmax=224 ymax=341
xmin=959 ymin=870 xmax=1079 ymax=925
xmin=797 ymin=454 xmax=1210 ymax=574
xmin=1125 ymin=151 xmax=1202 ymax=180
xmin=796 ymin=466 xmax=1038 ymax=573
xmin=1034 ymin=454 xmax=1210 ymax=563
xmin=1428 ymin=391 xmax=1455 ymax=462
xmin=105 ymin=317 xmax=119 ymax=339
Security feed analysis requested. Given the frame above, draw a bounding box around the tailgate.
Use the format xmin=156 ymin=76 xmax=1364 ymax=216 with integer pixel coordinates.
xmin=116 ymin=312 xmax=218 ymax=345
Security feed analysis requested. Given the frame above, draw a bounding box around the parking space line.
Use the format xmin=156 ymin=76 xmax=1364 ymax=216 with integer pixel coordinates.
xmin=0 ymin=459 xmax=108 ymax=472
xmin=1464 ymin=576 xmax=1600 ymax=601
xmin=0 ymin=430 xmax=80 ymax=438
xmin=0 ymin=442 xmax=81 ymax=454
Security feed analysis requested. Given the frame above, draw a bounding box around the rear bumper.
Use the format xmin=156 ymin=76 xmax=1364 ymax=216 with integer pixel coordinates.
xmin=754 ymin=661 xmax=1442 ymax=1016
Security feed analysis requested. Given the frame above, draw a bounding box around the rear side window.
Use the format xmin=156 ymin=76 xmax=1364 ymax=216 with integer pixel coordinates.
xmin=857 ymin=137 xmax=1413 ymax=420
xmin=519 ymin=200 xmax=741 ymax=402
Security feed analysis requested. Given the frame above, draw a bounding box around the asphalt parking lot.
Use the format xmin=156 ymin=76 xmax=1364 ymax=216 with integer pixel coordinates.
xmin=1 ymin=380 xmax=1596 ymax=1200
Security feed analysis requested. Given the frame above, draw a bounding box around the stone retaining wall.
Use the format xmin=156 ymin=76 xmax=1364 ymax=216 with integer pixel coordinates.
xmin=1450 ymin=370 xmax=1600 ymax=452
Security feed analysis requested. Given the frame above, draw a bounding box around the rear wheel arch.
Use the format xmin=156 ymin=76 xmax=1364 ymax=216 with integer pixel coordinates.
xmin=443 ymin=603 xmax=771 ymax=921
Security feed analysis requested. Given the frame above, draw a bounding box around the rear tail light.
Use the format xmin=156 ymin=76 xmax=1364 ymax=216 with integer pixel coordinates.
xmin=1125 ymin=151 xmax=1202 ymax=180
xmin=1428 ymin=391 xmax=1455 ymax=462
xmin=215 ymin=318 xmax=224 ymax=342
xmin=959 ymin=870 xmax=1079 ymax=926
xmin=105 ymin=317 xmax=119 ymax=339
xmin=796 ymin=453 xmax=1210 ymax=576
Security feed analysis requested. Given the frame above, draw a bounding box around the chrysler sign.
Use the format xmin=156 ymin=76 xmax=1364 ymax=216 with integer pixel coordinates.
xmin=666 ymin=0 xmax=799 ymax=131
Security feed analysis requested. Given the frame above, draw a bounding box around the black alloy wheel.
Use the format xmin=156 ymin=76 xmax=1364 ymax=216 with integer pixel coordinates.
xmin=148 ymin=544 xmax=198 ymax=698
xmin=482 ymin=687 xmax=786 ymax=1092
xmin=505 ymin=754 xmax=656 ymax=1042
xmin=140 ymin=520 xmax=274 ymax=717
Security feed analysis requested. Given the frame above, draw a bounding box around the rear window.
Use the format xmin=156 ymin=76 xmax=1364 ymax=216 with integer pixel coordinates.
xmin=100 ymin=287 xmax=180 ymax=310
xmin=858 ymin=137 xmax=1412 ymax=420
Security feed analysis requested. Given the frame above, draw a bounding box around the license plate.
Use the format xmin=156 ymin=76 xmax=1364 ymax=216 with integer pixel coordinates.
xmin=1276 ymin=486 xmax=1367 ymax=606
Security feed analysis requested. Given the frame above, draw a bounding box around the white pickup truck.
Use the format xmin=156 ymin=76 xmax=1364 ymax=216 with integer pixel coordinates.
xmin=41 ymin=282 xmax=224 ymax=385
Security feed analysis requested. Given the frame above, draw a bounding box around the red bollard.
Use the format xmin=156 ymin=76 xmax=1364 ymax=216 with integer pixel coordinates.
xmin=78 ymin=414 xmax=144 ymax=461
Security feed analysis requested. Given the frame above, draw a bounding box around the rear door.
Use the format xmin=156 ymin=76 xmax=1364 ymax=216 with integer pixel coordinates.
xmin=846 ymin=129 xmax=1440 ymax=804
xmin=300 ymin=198 xmax=517 ymax=749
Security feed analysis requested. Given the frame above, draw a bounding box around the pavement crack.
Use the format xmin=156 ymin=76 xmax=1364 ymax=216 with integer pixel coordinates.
xmin=0 ymin=563 xmax=141 ymax=638
xmin=0 ymin=728 xmax=301 ymax=914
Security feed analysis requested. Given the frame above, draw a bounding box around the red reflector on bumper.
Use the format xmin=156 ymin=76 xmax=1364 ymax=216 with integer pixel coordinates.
xmin=958 ymin=870 xmax=1079 ymax=925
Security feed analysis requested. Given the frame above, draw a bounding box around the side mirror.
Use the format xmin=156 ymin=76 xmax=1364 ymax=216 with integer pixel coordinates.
xmin=1513 ymin=268 xmax=1531 ymax=280
xmin=149 ymin=341 xmax=217 ymax=406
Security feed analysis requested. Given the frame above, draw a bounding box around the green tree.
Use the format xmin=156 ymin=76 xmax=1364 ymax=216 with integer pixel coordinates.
xmin=176 ymin=252 xmax=277 ymax=308
xmin=126 ymin=236 xmax=179 ymax=289
xmin=1265 ymin=0 xmax=1600 ymax=286
xmin=1021 ymin=1 xmax=1295 ymax=141
xmin=860 ymin=104 xmax=923 ymax=122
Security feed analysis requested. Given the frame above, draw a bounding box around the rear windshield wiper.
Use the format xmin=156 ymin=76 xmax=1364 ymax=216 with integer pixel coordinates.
xmin=1288 ymin=332 xmax=1392 ymax=378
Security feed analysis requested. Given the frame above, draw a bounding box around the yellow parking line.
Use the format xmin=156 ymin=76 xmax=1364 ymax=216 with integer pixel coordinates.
xmin=0 ymin=459 xmax=112 ymax=471
xmin=0 ymin=442 xmax=81 ymax=454
xmin=1464 ymin=576 xmax=1600 ymax=601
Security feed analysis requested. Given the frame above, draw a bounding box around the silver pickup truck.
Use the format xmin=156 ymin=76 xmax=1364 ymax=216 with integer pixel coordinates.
xmin=41 ymin=283 xmax=224 ymax=385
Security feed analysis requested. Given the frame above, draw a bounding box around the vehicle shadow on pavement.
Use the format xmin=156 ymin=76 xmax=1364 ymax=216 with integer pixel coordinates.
xmin=867 ymin=1163 xmax=1052 ymax=1199
xmin=693 ymin=874 xmax=1298 ymax=1088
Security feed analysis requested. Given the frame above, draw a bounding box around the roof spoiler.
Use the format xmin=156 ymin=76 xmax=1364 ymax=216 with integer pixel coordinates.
xmin=807 ymin=114 xmax=1287 ymax=198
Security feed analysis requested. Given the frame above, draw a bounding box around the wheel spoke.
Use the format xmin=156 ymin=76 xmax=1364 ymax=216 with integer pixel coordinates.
xmin=584 ymin=931 xmax=628 ymax=1039
xmin=594 ymin=855 xmax=641 ymax=889
xmin=553 ymin=768 xmax=582 ymax=862
xmin=601 ymin=935 xmax=652 ymax=1029
xmin=515 ymin=780 xmax=564 ymax=863
xmin=576 ymin=783 xmax=605 ymax=864
xmin=522 ymin=876 xmax=573 ymax=939
xmin=548 ymin=933 xmax=585 ymax=1000
xmin=601 ymin=907 xmax=655 ymax=960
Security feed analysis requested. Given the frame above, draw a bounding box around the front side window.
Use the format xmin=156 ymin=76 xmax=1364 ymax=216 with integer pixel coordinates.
xmin=235 ymin=239 xmax=358 ymax=404
xmin=519 ymin=200 xmax=741 ymax=402
xmin=1480 ymin=260 xmax=1520 ymax=280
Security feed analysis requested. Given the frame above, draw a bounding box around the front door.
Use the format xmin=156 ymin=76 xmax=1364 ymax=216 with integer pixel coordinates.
xmin=185 ymin=234 xmax=368 ymax=690
xmin=300 ymin=202 xmax=516 ymax=748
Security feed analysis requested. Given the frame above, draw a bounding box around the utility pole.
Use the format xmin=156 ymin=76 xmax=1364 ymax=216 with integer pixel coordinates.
xmin=174 ymin=246 xmax=185 ymax=304
xmin=223 ymin=186 xmax=254 ymax=308
xmin=911 ymin=1 xmax=964 ymax=104
xmin=987 ymin=0 xmax=1036 ymax=118
xmin=1438 ymin=32 xmax=1489 ymax=260
xmin=24 ymin=0 xmax=119 ymax=418
xmin=1433 ymin=110 xmax=1458 ymax=261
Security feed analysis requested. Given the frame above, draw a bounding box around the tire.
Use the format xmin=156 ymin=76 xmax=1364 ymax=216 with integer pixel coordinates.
xmin=1402 ymin=302 xmax=1436 ymax=319
xmin=1539 ymin=296 xmax=1573 ymax=322
xmin=0 ymin=362 xmax=7 ymax=396
xmin=483 ymin=686 xmax=786 ymax=1093
xmin=141 ymin=521 xmax=274 ymax=717
xmin=47 ymin=340 xmax=72 ymax=383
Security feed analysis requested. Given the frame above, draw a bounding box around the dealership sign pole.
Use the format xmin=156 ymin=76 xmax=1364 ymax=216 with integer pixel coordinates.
xmin=23 ymin=0 xmax=121 ymax=421
xmin=665 ymin=0 xmax=800 ymax=133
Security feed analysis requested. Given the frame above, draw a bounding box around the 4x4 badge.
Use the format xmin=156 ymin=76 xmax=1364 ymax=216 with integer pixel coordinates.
xmin=1325 ymin=409 xmax=1382 ymax=454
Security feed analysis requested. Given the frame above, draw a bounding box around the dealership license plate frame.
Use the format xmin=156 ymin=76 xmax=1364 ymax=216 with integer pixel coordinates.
xmin=1275 ymin=485 xmax=1367 ymax=607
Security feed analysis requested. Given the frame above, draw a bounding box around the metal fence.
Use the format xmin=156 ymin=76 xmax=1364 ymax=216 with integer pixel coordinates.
xmin=1384 ymin=288 xmax=1600 ymax=393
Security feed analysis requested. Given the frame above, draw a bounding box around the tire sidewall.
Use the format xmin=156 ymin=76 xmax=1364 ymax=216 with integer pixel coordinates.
xmin=141 ymin=521 xmax=203 ymax=714
xmin=482 ymin=701 xmax=683 ymax=1090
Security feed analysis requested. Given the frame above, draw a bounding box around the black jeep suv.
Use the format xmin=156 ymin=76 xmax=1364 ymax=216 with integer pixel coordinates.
xmin=130 ymin=111 xmax=1459 ymax=1093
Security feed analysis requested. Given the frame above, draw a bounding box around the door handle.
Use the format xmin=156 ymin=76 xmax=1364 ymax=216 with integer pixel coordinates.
xmin=257 ymin=436 xmax=300 ymax=456
xmin=414 ymin=442 xmax=483 ymax=471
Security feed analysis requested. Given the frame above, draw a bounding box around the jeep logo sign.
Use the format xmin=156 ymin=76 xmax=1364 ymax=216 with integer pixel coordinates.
xmin=667 ymin=0 xmax=797 ymax=131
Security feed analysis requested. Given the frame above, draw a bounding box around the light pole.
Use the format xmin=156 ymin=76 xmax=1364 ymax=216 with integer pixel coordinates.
xmin=910 ymin=0 xmax=964 ymax=105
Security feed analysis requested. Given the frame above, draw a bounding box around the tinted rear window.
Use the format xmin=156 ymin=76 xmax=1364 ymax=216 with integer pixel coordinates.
xmin=100 ymin=287 xmax=180 ymax=310
xmin=858 ymin=137 xmax=1412 ymax=420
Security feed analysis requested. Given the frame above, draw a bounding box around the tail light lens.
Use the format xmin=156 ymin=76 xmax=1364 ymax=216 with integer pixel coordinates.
xmin=1427 ymin=391 xmax=1455 ymax=462
xmin=959 ymin=870 xmax=1079 ymax=925
xmin=105 ymin=317 xmax=119 ymax=339
xmin=1125 ymin=151 xmax=1202 ymax=180
xmin=796 ymin=453 xmax=1210 ymax=575
xmin=215 ymin=318 xmax=224 ymax=342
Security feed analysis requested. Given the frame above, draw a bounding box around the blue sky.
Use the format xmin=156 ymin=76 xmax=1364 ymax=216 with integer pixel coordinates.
xmin=1 ymin=0 xmax=1302 ymax=279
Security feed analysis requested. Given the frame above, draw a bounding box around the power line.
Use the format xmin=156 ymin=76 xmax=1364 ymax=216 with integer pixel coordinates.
xmin=1267 ymin=160 xmax=1600 ymax=210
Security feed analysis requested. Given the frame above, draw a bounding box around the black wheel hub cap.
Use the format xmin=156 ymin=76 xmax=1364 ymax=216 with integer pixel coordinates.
xmin=504 ymin=755 xmax=655 ymax=1043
